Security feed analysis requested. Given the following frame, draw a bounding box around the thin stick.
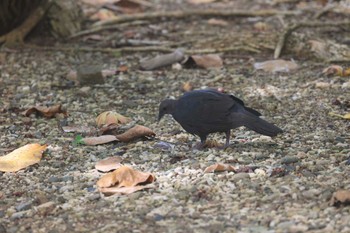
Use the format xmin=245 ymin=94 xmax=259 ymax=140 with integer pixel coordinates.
xmin=274 ymin=20 xmax=350 ymax=59
xmin=93 ymin=9 xmax=299 ymax=27
xmin=23 ymin=44 xmax=260 ymax=55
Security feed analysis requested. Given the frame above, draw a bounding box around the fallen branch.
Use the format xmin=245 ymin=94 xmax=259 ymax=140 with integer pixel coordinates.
xmin=93 ymin=9 xmax=299 ymax=27
xmin=23 ymin=44 xmax=260 ymax=55
xmin=274 ymin=20 xmax=350 ymax=59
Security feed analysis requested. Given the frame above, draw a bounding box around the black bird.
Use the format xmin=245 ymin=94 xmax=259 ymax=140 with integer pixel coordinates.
xmin=158 ymin=89 xmax=283 ymax=148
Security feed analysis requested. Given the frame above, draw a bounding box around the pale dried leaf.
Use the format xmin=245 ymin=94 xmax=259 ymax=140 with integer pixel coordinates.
xmin=115 ymin=125 xmax=155 ymax=142
xmin=203 ymin=139 xmax=223 ymax=148
xmin=204 ymin=163 xmax=235 ymax=173
xmin=207 ymin=18 xmax=228 ymax=26
xmin=188 ymin=0 xmax=216 ymax=4
xmin=99 ymin=184 xmax=154 ymax=195
xmin=96 ymin=111 xmax=131 ymax=127
xmin=190 ymin=54 xmax=223 ymax=69
xmin=95 ymin=156 xmax=123 ymax=172
xmin=66 ymin=70 xmax=77 ymax=82
xmin=329 ymin=112 xmax=350 ymax=120
xmin=90 ymin=9 xmax=116 ymax=21
xmin=308 ymin=40 xmax=330 ymax=59
xmin=0 ymin=144 xmax=47 ymax=172
xmin=97 ymin=165 xmax=156 ymax=189
xmin=182 ymin=82 xmax=193 ymax=92
xmin=254 ymin=59 xmax=298 ymax=73
xmin=22 ymin=105 xmax=67 ymax=118
xmin=83 ymin=135 xmax=118 ymax=145
xmin=330 ymin=190 xmax=350 ymax=206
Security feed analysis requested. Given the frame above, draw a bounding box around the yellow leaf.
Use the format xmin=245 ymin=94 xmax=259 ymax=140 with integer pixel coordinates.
xmin=0 ymin=144 xmax=47 ymax=172
xmin=329 ymin=112 xmax=350 ymax=120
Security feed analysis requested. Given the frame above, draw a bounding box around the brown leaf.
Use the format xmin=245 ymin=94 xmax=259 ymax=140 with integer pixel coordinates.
xmin=117 ymin=65 xmax=128 ymax=73
xmin=330 ymin=190 xmax=350 ymax=206
xmin=207 ymin=18 xmax=228 ymax=26
xmin=189 ymin=54 xmax=223 ymax=69
xmin=95 ymin=156 xmax=123 ymax=172
xmin=96 ymin=111 xmax=131 ymax=127
xmin=22 ymin=105 xmax=67 ymax=118
xmin=83 ymin=135 xmax=118 ymax=145
xmin=182 ymin=82 xmax=193 ymax=92
xmin=204 ymin=163 xmax=235 ymax=173
xmin=188 ymin=0 xmax=216 ymax=4
xmin=322 ymin=65 xmax=350 ymax=77
xmin=0 ymin=144 xmax=47 ymax=172
xmin=254 ymin=59 xmax=298 ymax=73
xmin=115 ymin=125 xmax=155 ymax=142
xmin=97 ymin=165 xmax=156 ymax=195
xmin=90 ymin=8 xmax=116 ymax=21
xmin=114 ymin=0 xmax=143 ymax=14
xmin=202 ymin=139 xmax=223 ymax=148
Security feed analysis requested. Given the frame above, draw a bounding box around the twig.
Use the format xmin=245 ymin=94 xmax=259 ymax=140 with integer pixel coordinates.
xmin=23 ymin=44 xmax=260 ymax=55
xmin=93 ymin=9 xmax=299 ymax=27
xmin=274 ymin=20 xmax=350 ymax=59
xmin=69 ymin=21 xmax=148 ymax=39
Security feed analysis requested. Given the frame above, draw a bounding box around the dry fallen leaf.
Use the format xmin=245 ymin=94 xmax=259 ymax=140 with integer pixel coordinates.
xmin=207 ymin=18 xmax=228 ymax=26
xmin=115 ymin=125 xmax=155 ymax=142
xmin=113 ymin=0 xmax=143 ymax=14
xmin=188 ymin=54 xmax=223 ymax=69
xmin=90 ymin=8 xmax=116 ymax=21
xmin=97 ymin=165 xmax=156 ymax=195
xmin=182 ymin=82 xmax=193 ymax=92
xmin=329 ymin=112 xmax=350 ymax=120
xmin=95 ymin=156 xmax=123 ymax=172
xmin=83 ymin=135 xmax=118 ymax=145
xmin=0 ymin=144 xmax=47 ymax=172
xmin=99 ymin=184 xmax=154 ymax=195
xmin=202 ymin=139 xmax=223 ymax=149
xmin=254 ymin=59 xmax=298 ymax=73
xmin=204 ymin=163 xmax=235 ymax=173
xmin=96 ymin=111 xmax=131 ymax=127
xmin=322 ymin=65 xmax=350 ymax=77
xmin=22 ymin=105 xmax=67 ymax=118
xmin=188 ymin=0 xmax=216 ymax=4
xmin=330 ymin=190 xmax=350 ymax=206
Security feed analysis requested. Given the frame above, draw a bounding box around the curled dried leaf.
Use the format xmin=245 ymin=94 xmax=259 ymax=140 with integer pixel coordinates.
xmin=204 ymin=163 xmax=235 ymax=173
xmin=0 ymin=144 xmax=47 ymax=172
xmin=187 ymin=54 xmax=223 ymax=69
xmin=322 ymin=65 xmax=350 ymax=77
xmin=115 ymin=125 xmax=155 ymax=142
xmin=22 ymin=105 xmax=67 ymax=118
xmin=330 ymin=190 xmax=350 ymax=206
xmin=254 ymin=59 xmax=298 ymax=73
xmin=182 ymin=82 xmax=193 ymax=92
xmin=96 ymin=111 xmax=131 ymax=127
xmin=95 ymin=156 xmax=123 ymax=172
xmin=83 ymin=135 xmax=118 ymax=145
xmin=97 ymin=165 xmax=156 ymax=195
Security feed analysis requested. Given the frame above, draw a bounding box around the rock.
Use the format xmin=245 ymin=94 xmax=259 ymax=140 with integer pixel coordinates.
xmin=10 ymin=211 xmax=27 ymax=220
xmin=77 ymin=65 xmax=104 ymax=85
xmin=232 ymin=173 xmax=251 ymax=182
xmin=280 ymin=156 xmax=299 ymax=164
xmin=36 ymin=201 xmax=56 ymax=216
xmin=15 ymin=201 xmax=32 ymax=212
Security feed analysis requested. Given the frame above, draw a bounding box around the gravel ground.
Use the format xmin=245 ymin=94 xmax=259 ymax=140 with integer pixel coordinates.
xmin=1 ymin=1 xmax=350 ymax=232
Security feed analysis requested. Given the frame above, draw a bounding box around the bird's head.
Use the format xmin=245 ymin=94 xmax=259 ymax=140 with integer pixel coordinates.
xmin=158 ymin=99 xmax=176 ymax=122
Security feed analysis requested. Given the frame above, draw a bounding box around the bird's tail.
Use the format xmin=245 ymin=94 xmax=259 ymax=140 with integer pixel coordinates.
xmin=242 ymin=114 xmax=283 ymax=137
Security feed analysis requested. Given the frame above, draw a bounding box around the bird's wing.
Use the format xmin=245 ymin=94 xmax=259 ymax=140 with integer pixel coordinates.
xmin=176 ymin=90 xmax=239 ymax=126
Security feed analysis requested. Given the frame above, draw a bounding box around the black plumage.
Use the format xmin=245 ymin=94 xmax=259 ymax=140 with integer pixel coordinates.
xmin=158 ymin=89 xmax=283 ymax=148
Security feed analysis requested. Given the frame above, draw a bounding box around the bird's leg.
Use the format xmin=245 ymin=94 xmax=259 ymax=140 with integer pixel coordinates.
xmin=224 ymin=130 xmax=230 ymax=148
xmin=194 ymin=136 xmax=207 ymax=150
